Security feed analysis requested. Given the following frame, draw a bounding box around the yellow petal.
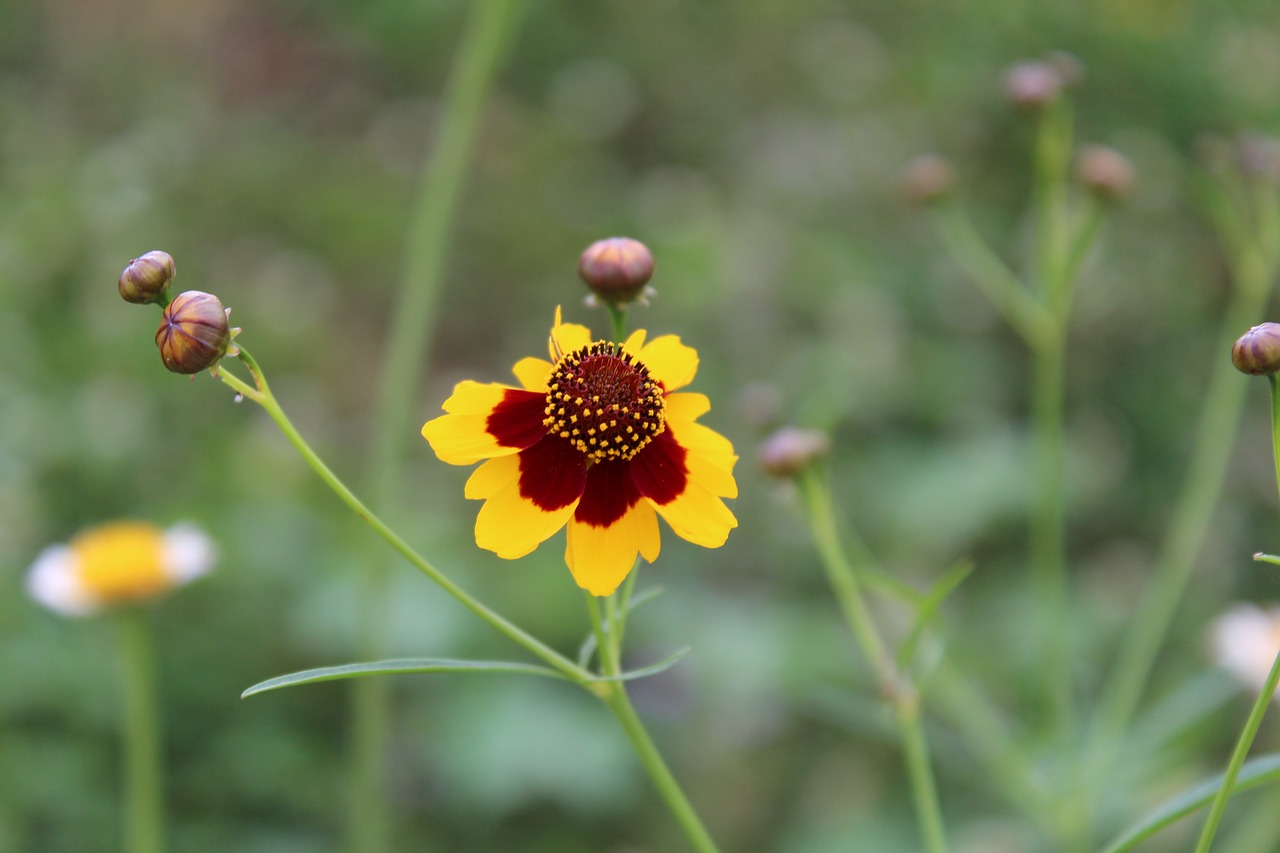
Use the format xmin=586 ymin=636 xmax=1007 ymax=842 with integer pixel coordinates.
xmin=564 ymin=501 xmax=660 ymax=596
xmin=683 ymin=442 xmax=738 ymax=499
xmin=512 ymin=357 xmax=552 ymax=392
xmin=664 ymin=392 xmax=710 ymax=423
xmin=648 ymin=481 xmax=737 ymax=549
xmin=549 ymin=308 xmax=592 ymax=360
xmin=638 ymin=335 xmax=699 ymax=391
xmin=475 ymin=476 xmax=578 ymax=560
xmin=423 ymin=413 xmax=517 ymax=465
xmin=465 ymin=454 xmax=520 ymax=499
xmin=622 ymin=328 xmax=647 ymax=353
xmin=440 ymin=380 xmax=511 ymax=414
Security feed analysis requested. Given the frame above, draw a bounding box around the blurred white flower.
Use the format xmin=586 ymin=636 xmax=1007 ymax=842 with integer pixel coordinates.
xmin=1207 ymin=602 xmax=1280 ymax=698
xmin=27 ymin=521 xmax=214 ymax=617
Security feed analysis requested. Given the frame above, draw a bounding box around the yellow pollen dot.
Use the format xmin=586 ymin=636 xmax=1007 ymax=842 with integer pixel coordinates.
xmin=541 ymin=340 xmax=667 ymax=462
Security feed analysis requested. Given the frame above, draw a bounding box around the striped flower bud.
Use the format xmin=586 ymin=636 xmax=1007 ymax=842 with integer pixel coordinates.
xmin=156 ymin=291 xmax=232 ymax=374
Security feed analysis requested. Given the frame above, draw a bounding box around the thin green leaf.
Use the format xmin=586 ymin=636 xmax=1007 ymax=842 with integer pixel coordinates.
xmin=242 ymin=658 xmax=571 ymax=698
xmin=1254 ymin=552 xmax=1280 ymax=567
xmin=858 ymin=565 xmax=927 ymax=605
xmin=1100 ymin=753 xmax=1280 ymax=853
xmin=896 ymin=560 xmax=974 ymax=671
xmin=589 ymin=646 xmax=691 ymax=683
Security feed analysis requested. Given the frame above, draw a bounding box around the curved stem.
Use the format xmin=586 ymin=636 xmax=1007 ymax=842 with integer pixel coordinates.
xmin=1193 ymin=372 xmax=1280 ymax=852
xmin=216 ymin=354 xmax=590 ymax=683
xmin=1090 ymin=191 xmax=1280 ymax=777
xmin=115 ymin=607 xmax=163 ymax=853
xmin=796 ymin=467 xmax=949 ymax=853
xmin=351 ymin=4 xmax=522 ymax=850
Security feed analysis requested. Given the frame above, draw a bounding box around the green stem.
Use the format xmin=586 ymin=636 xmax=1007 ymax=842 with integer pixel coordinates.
xmin=930 ymin=202 xmax=1053 ymax=346
xmin=897 ymin=693 xmax=949 ymax=853
xmin=601 ymin=682 xmax=719 ymax=852
xmin=1029 ymin=329 xmax=1072 ymax=731
xmin=1192 ymin=361 xmax=1280 ymax=853
xmin=1193 ymin=638 xmax=1280 ymax=852
xmin=1090 ymin=198 xmax=1280 ymax=777
xmin=584 ymin=594 xmax=719 ymax=852
xmin=350 ymin=4 xmax=521 ymax=850
xmin=216 ymin=353 xmax=590 ymax=683
xmin=114 ymin=607 xmax=163 ymax=853
xmin=797 ymin=468 xmax=891 ymax=679
xmin=607 ymin=303 xmax=630 ymax=344
xmin=796 ymin=467 xmax=948 ymax=853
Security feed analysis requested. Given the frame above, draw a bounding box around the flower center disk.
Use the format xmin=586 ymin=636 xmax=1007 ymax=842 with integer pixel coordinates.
xmin=544 ymin=342 xmax=665 ymax=462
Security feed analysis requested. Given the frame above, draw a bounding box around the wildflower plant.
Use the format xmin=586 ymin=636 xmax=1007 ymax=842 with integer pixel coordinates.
xmin=119 ymin=239 xmax=731 ymax=851
xmin=26 ymin=520 xmax=215 ymax=853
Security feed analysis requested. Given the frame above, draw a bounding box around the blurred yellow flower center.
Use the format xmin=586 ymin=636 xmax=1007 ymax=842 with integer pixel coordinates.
xmin=71 ymin=522 xmax=169 ymax=603
xmin=543 ymin=341 xmax=666 ymax=462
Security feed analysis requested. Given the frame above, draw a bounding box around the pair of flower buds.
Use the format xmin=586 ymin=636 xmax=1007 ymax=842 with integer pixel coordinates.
xmin=119 ymin=237 xmax=658 ymax=376
xmin=118 ymin=251 xmax=238 ymax=374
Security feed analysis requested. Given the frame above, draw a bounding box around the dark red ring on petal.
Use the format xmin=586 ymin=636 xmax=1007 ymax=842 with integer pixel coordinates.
xmin=574 ymin=460 xmax=642 ymax=527
xmin=628 ymin=428 xmax=689 ymax=506
xmin=486 ymin=389 xmax=550 ymax=449
xmin=517 ymin=434 xmax=588 ymax=511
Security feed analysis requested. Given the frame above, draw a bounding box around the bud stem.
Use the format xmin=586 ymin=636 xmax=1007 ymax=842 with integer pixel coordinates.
xmin=795 ymin=466 xmax=950 ymax=853
xmin=213 ymin=348 xmax=591 ymax=683
xmin=1191 ymin=372 xmax=1280 ymax=853
xmin=607 ymin=302 xmax=629 ymax=343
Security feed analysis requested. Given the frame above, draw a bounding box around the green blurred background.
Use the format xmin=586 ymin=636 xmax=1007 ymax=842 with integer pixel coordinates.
xmin=7 ymin=0 xmax=1280 ymax=850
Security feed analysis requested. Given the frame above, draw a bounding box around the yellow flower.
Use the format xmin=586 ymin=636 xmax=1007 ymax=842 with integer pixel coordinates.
xmin=26 ymin=521 xmax=215 ymax=616
xmin=422 ymin=309 xmax=738 ymax=596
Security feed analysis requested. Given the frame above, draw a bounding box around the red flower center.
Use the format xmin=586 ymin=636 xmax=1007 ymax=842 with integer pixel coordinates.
xmin=543 ymin=342 xmax=666 ymax=462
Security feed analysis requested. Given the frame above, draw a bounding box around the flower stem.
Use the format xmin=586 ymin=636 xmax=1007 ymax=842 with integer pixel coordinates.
xmin=607 ymin=303 xmax=630 ymax=344
xmin=585 ymin=593 xmax=718 ymax=853
xmin=1193 ymin=371 xmax=1280 ymax=852
xmin=216 ymin=352 xmax=590 ymax=683
xmin=114 ymin=607 xmax=163 ymax=853
xmin=350 ymin=3 xmax=521 ymax=850
xmin=796 ymin=467 xmax=949 ymax=853
xmin=1089 ymin=179 xmax=1280 ymax=779
xmin=600 ymin=684 xmax=719 ymax=853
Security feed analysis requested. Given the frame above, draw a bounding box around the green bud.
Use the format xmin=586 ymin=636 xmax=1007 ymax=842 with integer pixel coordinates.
xmin=1232 ymin=323 xmax=1280 ymax=376
xmin=578 ymin=237 xmax=655 ymax=305
xmin=759 ymin=427 xmax=830 ymax=478
xmin=119 ymin=251 xmax=176 ymax=305
xmin=156 ymin=291 xmax=232 ymax=374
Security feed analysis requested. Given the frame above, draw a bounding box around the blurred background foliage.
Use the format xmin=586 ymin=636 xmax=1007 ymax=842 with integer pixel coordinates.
xmin=7 ymin=0 xmax=1280 ymax=850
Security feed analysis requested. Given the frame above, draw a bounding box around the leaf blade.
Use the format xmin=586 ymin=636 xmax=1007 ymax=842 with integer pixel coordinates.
xmin=242 ymin=657 xmax=572 ymax=698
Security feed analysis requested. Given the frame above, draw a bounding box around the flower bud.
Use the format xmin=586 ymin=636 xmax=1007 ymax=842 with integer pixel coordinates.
xmin=1003 ymin=60 xmax=1063 ymax=111
xmin=1075 ymin=145 xmax=1135 ymax=201
xmin=1236 ymin=134 xmax=1280 ymax=184
xmin=1045 ymin=51 xmax=1086 ymax=88
xmin=1232 ymin=323 xmax=1280 ymax=376
xmin=577 ymin=237 xmax=655 ymax=304
xmin=118 ymin=250 xmax=176 ymax=305
xmin=902 ymin=155 xmax=954 ymax=206
xmin=759 ymin=427 xmax=830 ymax=478
xmin=156 ymin=290 xmax=232 ymax=374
